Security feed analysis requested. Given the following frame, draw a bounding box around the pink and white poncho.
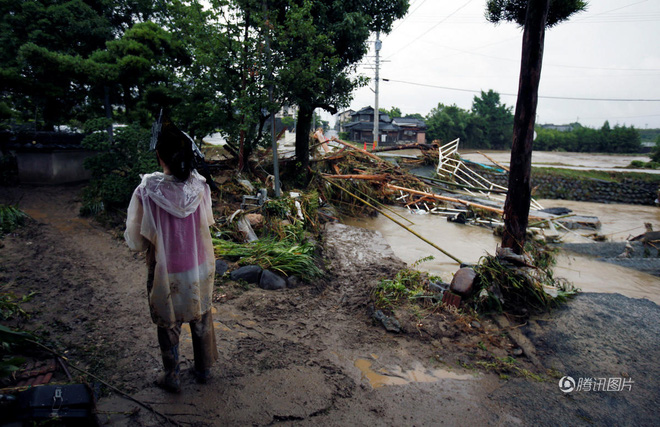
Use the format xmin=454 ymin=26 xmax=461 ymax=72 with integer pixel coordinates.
xmin=125 ymin=170 xmax=215 ymax=328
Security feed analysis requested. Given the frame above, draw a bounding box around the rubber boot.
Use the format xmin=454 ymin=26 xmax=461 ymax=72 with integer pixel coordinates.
xmin=157 ymin=344 xmax=181 ymax=393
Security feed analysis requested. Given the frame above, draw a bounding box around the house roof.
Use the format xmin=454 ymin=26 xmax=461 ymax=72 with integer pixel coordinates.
xmin=352 ymin=106 xmax=374 ymax=115
xmin=344 ymin=122 xmax=399 ymax=132
xmin=392 ymin=117 xmax=427 ymax=129
xmin=351 ymin=107 xmax=391 ymax=123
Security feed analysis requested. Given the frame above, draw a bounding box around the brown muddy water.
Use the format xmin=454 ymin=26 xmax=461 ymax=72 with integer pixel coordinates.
xmin=460 ymin=150 xmax=658 ymax=174
xmin=344 ymin=201 xmax=660 ymax=305
xmin=354 ymin=358 xmax=473 ymax=388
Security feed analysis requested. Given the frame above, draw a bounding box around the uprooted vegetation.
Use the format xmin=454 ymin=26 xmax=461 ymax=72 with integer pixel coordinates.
xmin=209 ymin=139 xmax=577 ymax=317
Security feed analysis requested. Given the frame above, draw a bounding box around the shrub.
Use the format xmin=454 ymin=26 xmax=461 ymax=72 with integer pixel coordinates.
xmin=80 ymin=119 xmax=158 ymax=215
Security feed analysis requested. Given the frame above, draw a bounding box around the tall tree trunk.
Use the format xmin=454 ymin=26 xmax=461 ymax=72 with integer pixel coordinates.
xmin=295 ymin=104 xmax=313 ymax=177
xmin=103 ymin=85 xmax=114 ymax=144
xmin=239 ymin=9 xmax=251 ymax=172
xmin=502 ymin=0 xmax=550 ymax=254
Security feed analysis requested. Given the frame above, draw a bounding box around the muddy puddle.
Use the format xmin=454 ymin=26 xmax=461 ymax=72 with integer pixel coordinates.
xmin=354 ymin=358 xmax=473 ymax=388
xmin=345 ymin=201 xmax=660 ymax=305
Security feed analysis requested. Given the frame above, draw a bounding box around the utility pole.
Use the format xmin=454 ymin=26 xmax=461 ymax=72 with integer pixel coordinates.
xmin=264 ymin=0 xmax=280 ymax=196
xmin=372 ymin=31 xmax=381 ymax=150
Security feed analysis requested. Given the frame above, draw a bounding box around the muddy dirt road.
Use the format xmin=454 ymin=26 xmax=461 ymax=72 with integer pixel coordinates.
xmin=1 ymin=185 xmax=658 ymax=426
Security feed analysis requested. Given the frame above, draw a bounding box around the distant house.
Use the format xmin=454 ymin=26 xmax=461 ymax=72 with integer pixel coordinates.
xmin=335 ymin=109 xmax=354 ymax=133
xmin=343 ymin=106 xmax=427 ymax=145
xmin=392 ymin=117 xmax=427 ymax=144
xmin=540 ymin=124 xmax=575 ymax=132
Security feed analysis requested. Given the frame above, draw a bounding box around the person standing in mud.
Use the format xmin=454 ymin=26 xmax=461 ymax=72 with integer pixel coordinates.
xmin=124 ymin=114 xmax=217 ymax=393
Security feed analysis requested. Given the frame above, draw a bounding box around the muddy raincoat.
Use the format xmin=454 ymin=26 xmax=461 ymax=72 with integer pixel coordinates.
xmin=125 ymin=170 xmax=215 ymax=329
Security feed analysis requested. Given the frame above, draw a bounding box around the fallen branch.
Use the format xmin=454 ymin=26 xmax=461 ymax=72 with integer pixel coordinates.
xmin=387 ymin=183 xmax=505 ymax=216
xmin=322 ymin=173 xmax=389 ymax=181
xmin=386 ymin=184 xmax=546 ymax=221
xmin=371 ymin=142 xmax=438 ymax=153
xmin=414 ymin=174 xmax=509 ymax=195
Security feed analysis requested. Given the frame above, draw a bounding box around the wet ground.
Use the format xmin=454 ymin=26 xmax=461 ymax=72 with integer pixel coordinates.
xmin=1 ymin=185 xmax=659 ymax=426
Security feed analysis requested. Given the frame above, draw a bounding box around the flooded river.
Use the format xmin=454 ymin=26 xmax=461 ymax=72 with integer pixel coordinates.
xmin=345 ymin=201 xmax=660 ymax=305
xmin=460 ymin=150 xmax=658 ymax=174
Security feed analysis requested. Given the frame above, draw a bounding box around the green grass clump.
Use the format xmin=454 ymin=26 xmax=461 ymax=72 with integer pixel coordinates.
xmin=0 ymin=204 xmax=27 ymax=235
xmin=474 ymin=356 xmax=545 ymax=381
xmin=213 ymin=237 xmax=321 ymax=282
xmin=372 ymin=256 xmax=439 ymax=311
xmin=473 ymin=243 xmax=578 ymax=315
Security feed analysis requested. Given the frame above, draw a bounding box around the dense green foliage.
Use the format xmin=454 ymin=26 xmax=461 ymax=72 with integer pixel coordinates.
xmin=80 ymin=119 xmax=157 ymax=215
xmin=486 ymin=0 xmax=587 ymax=27
xmin=0 ymin=0 xmax=166 ymax=129
xmin=424 ymin=90 xmax=641 ymax=153
xmin=535 ymin=121 xmax=641 ymax=153
xmin=0 ymin=205 xmax=27 ymax=235
xmin=640 ymin=128 xmax=660 ymax=144
xmin=426 ymin=90 xmax=513 ymax=149
xmin=380 ymin=107 xmax=402 ymax=118
xmin=651 ymin=135 xmax=660 ymax=163
xmin=1 ymin=0 xmax=409 ymax=177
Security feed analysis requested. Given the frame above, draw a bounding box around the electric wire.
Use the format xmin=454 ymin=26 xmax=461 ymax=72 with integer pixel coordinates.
xmin=385 ymin=0 xmax=474 ymax=60
xmin=381 ymin=78 xmax=660 ymax=102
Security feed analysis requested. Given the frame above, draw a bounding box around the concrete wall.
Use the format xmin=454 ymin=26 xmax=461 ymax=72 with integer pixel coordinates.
xmin=480 ymin=170 xmax=659 ymax=205
xmin=15 ymin=150 xmax=96 ymax=184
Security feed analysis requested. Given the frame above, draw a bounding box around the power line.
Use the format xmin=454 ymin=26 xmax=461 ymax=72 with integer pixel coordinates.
xmin=385 ymin=0 xmax=474 ymax=60
xmin=429 ymin=44 xmax=660 ymax=72
xmin=381 ymin=78 xmax=660 ymax=102
xmin=572 ymin=0 xmax=650 ymax=22
xmin=388 ymin=0 xmax=430 ymax=34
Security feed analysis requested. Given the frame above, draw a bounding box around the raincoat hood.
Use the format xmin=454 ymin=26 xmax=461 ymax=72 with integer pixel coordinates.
xmin=139 ymin=170 xmax=207 ymax=218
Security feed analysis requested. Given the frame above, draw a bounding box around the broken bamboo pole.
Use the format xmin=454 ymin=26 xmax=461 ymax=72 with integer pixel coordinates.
xmin=323 ymin=177 xmax=463 ymax=264
xmin=528 ymin=213 xmax=575 ymax=228
xmin=386 ymin=184 xmax=545 ymax=221
xmin=350 ymin=184 xmax=415 ymax=225
xmin=415 ymin=174 xmax=509 ymax=195
xmin=476 ymin=151 xmax=510 ymax=172
xmin=371 ymin=142 xmax=437 ymax=153
xmin=322 ymin=173 xmax=388 ymax=181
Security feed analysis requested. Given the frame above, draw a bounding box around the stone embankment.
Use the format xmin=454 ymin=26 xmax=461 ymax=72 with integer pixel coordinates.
xmin=481 ymin=171 xmax=658 ymax=205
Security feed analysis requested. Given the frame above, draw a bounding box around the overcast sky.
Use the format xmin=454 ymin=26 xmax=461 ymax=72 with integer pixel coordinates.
xmin=326 ymin=0 xmax=660 ymax=130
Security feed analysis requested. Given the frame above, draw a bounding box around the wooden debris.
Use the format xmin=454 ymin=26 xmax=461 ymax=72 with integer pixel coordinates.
xmin=322 ymin=177 xmax=463 ymax=264
xmin=476 ymin=151 xmax=510 ymax=172
xmin=322 ymin=173 xmax=389 ymax=181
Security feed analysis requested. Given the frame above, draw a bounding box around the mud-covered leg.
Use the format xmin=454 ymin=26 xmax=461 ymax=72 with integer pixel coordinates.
xmin=190 ymin=310 xmax=218 ymax=383
xmin=156 ymin=325 xmax=182 ymax=393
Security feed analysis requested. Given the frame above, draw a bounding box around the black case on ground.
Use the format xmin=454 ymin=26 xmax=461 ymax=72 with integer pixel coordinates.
xmin=15 ymin=384 xmax=98 ymax=425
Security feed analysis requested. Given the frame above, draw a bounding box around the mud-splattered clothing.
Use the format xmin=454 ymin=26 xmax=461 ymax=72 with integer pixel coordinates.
xmin=125 ymin=170 xmax=215 ymax=329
